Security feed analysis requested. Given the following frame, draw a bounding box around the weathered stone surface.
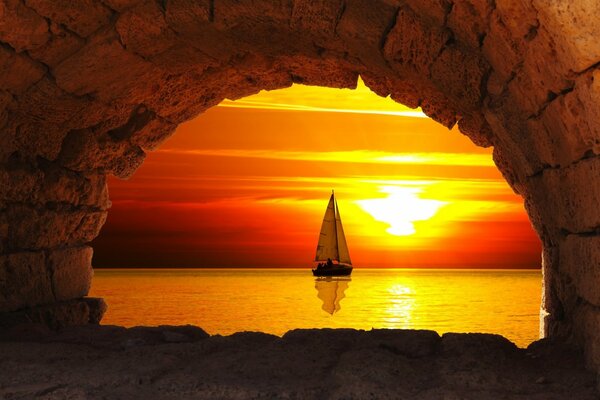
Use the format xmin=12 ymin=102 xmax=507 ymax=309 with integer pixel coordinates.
xmin=24 ymin=0 xmax=112 ymax=38
xmin=116 ymin=1 xmax=178 ymax=59
xmin=6 ymin=205 xmax=107 ymax=251
xmin=458 ymin=112 xmax=494 ymax=147
xmin=0 ymin=46 xmax=45 ymax=95
xmin=0 ymin=298 xmax=106 ymax=331
xmin=0 ymin=0 xmax=49 ymax=52
xmin=53 ymin=28 xmax=161 ymax=104
xmin=533 ymin=0 xmax=600 ymax=73
xmin=49 ymin=246 xmax=93 ymax=302
xmin=290 ymin=0 xmax=344 ymax=37
xmin=528 ymin=68 xmax=600 ymax=169
xmin=1 ymin=0 xmax=600 ymax=377
xmin=447 ymin=0 xmax=493 ymax=49
xmin=28 ymin=22 xmax=85 ymax=67
xmin=383 ymin=7 xmax=450 ymax=78
xmin=0 ymin=328 xmax=596 ymax=399
xmin=431 ymin=45 xmax=489 ymax=111
xmin=130 ymin=117 xmax=177 ymax=151
xmin=528 ymin=156 xmax=600 ymax=234
xmin=0 ymin=212 xmax=7 ymax=254
xmin=0 ymin=251 xmax=52 ymax=312
xmin=560 ymin=236 xmax=600 ymax=307
xmin=336 ymin=0 xmax=399 ymax=70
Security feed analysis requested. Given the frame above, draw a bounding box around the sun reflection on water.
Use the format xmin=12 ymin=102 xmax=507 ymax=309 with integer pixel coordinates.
xmin=382 ymin=283 xmax=415 ymax=329
xmin=91 ymin=268 xmax=542 ymax=348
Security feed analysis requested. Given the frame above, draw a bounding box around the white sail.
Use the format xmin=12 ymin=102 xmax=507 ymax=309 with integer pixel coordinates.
xmin=315 ymin=194 xmax=339 ymax=261
xmin=335 ymin=199 xmax=352 ymax=265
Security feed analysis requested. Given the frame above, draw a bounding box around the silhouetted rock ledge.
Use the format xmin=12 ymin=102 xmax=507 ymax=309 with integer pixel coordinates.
xmin=0 ymin=326 xmax=597 ymax=399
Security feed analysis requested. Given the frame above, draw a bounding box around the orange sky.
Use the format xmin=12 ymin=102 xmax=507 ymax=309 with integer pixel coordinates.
xmin=92 ymin=80 xmax=542 ymax=268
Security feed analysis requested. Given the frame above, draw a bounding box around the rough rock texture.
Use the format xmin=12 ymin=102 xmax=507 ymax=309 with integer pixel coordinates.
xmin=0 ymin=297 xmax=106 ymax=330
xmin=1 ymin=0 xmax=600 ymax=374
xmin=0 ymin=327 xmax=596 ymax=399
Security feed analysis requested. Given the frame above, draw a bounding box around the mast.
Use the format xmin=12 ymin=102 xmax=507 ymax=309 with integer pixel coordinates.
xmin=332 ymin=190 xmax=338 ymax=262
xmin=334 ymin=196 xmax=352 ymax=265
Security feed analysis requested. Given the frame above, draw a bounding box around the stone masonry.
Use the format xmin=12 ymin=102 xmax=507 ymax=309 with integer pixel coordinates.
xmin=1 ymin=0 xmax=600 ymax=371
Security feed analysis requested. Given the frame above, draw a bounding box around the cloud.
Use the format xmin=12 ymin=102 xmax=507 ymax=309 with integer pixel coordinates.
xmin=155 ymin=148 xmax=495 ymax=167
xmin=217 ymin=99 xmax=427 ymax=118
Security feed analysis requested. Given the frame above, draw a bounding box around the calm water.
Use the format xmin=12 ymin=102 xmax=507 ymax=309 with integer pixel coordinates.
xmin=90 ymin=268 xmax=542 ymax=348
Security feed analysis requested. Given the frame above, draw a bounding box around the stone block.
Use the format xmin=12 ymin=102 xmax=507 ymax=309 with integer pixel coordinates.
xmin=165 ymin=0 xmax=241 ymax=63
xmin=430 ymin=45 xmax=489 ymax=111
xmin=213 ymin=0 xmax=310 ymax=58
xmin=383 ymin=7 xmax=450 ymax=78
xmin=528 ymin=68 xmax=600 ymax=168
xmin=214 ymin=0 xmax=293 ymax=30
xmin=406 ymin=0 xmax=450 ymax=27
xmin=0 ymin=46 xmax=46 ymax=95
xmin=528 ymin=156 xmax=600 ymax=234
xmin=24 ymin=0 xmax=112 ymax=38
xmin=28 ymin=22 xmax=85 ymax=67
xmin=336 ymin=0 xmax=399 ymax=72
xmin=0 ymin=251 xmax=53 ymax=312
xmin=165 ymin=0 xmax=210 ymax=28
xmin=53 ymin=28 xmax=162 ymax=104
xmin=290 ymin=0 xmax=344 ymax=37
xmin=481 ymin=20 xmax=518 ymax=86
xmin=10 ymin=78 xmax=93 ymax=161
xmin=447 ymin=0 xmax=492 ymax=49
xmin=571 ymin=303 xmax=600 ymax=370
xmin=560 ymin=235 xmax=600 ymax=307
xmin=49 ymin=246 xmax=93 ymax=301
xmin=84 ymin=297 xmax=107 ymax=324
xmin=533 ymin=0 xmax=600 ymax=73
xmin=116 ymin=1 xmax=179 ymax=58
xmin=6 ymin=205 xmax=107 ymax=251
xmin=0 ymin=297 xmax=107 ymax=331
xmin=0 ymin=0 xmax=49 ymax=52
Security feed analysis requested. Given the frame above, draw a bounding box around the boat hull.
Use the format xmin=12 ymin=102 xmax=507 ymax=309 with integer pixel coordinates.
xmin=312 ymin=266 xmax=353 ymax=277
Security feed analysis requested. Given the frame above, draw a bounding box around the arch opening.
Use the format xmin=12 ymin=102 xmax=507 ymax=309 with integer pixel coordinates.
xmin=89 ymin=79 xmax=544 ymax=346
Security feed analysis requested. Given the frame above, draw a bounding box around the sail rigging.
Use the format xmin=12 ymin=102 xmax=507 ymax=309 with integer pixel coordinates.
xmin=314 ymin=192 xmax=352 ymax=265
xmin=335 ymin=199 xmax=352 ymax=265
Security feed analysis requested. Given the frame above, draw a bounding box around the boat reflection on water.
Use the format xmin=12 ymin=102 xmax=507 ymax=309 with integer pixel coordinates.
xmin=315 ymin=277 xmax=351 ymax=315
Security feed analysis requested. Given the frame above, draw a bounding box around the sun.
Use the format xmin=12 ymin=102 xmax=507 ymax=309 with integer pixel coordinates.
xmin=356 ymin=185 xmax=446 ymax=236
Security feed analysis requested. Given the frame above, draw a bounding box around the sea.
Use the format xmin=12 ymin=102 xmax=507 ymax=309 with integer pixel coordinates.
xmin=90 ymin=268 xmax=542 ymax=348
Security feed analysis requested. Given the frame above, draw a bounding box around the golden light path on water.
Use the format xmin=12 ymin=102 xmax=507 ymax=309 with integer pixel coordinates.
xmin=91 ymin=268 xmax=541 ymax=348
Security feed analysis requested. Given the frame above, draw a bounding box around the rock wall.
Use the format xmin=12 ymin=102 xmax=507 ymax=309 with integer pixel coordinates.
xmin=1 ymin=0 xmax=600 ymax=369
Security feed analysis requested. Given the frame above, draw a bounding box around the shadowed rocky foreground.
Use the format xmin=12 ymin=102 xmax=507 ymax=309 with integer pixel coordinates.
xmin=0 ymin=326 xmax=597 ymax=399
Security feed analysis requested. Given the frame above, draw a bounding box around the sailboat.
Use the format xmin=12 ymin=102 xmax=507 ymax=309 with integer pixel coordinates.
xmin=312 ymin=191 xmax=353 ymax=277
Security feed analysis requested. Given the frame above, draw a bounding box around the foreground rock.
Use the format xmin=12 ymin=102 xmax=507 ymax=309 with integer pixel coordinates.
xmin=0 ymin=327 xmax=596 ymax=399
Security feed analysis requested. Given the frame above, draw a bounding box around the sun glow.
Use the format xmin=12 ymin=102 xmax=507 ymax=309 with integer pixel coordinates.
xmin=356 ymin=186 xmax=447 ymax=236
xmin=97 ymin=78 xmax=542 ymax=269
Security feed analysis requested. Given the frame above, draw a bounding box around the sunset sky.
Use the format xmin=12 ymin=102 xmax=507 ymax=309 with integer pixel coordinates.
xmin=92 ymin=79 xmax=542 ymax=268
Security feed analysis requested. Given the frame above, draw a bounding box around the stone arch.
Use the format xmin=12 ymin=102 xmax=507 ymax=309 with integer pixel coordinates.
xmin=1 ymin=0 xmax=600 ymax=368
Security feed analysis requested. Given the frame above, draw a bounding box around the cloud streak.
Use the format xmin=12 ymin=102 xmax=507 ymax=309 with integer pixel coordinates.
xmin=156 ymin=148 xmax=495 ymax=167
xmin=218 ymin=99 xmax=427 ymax=118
